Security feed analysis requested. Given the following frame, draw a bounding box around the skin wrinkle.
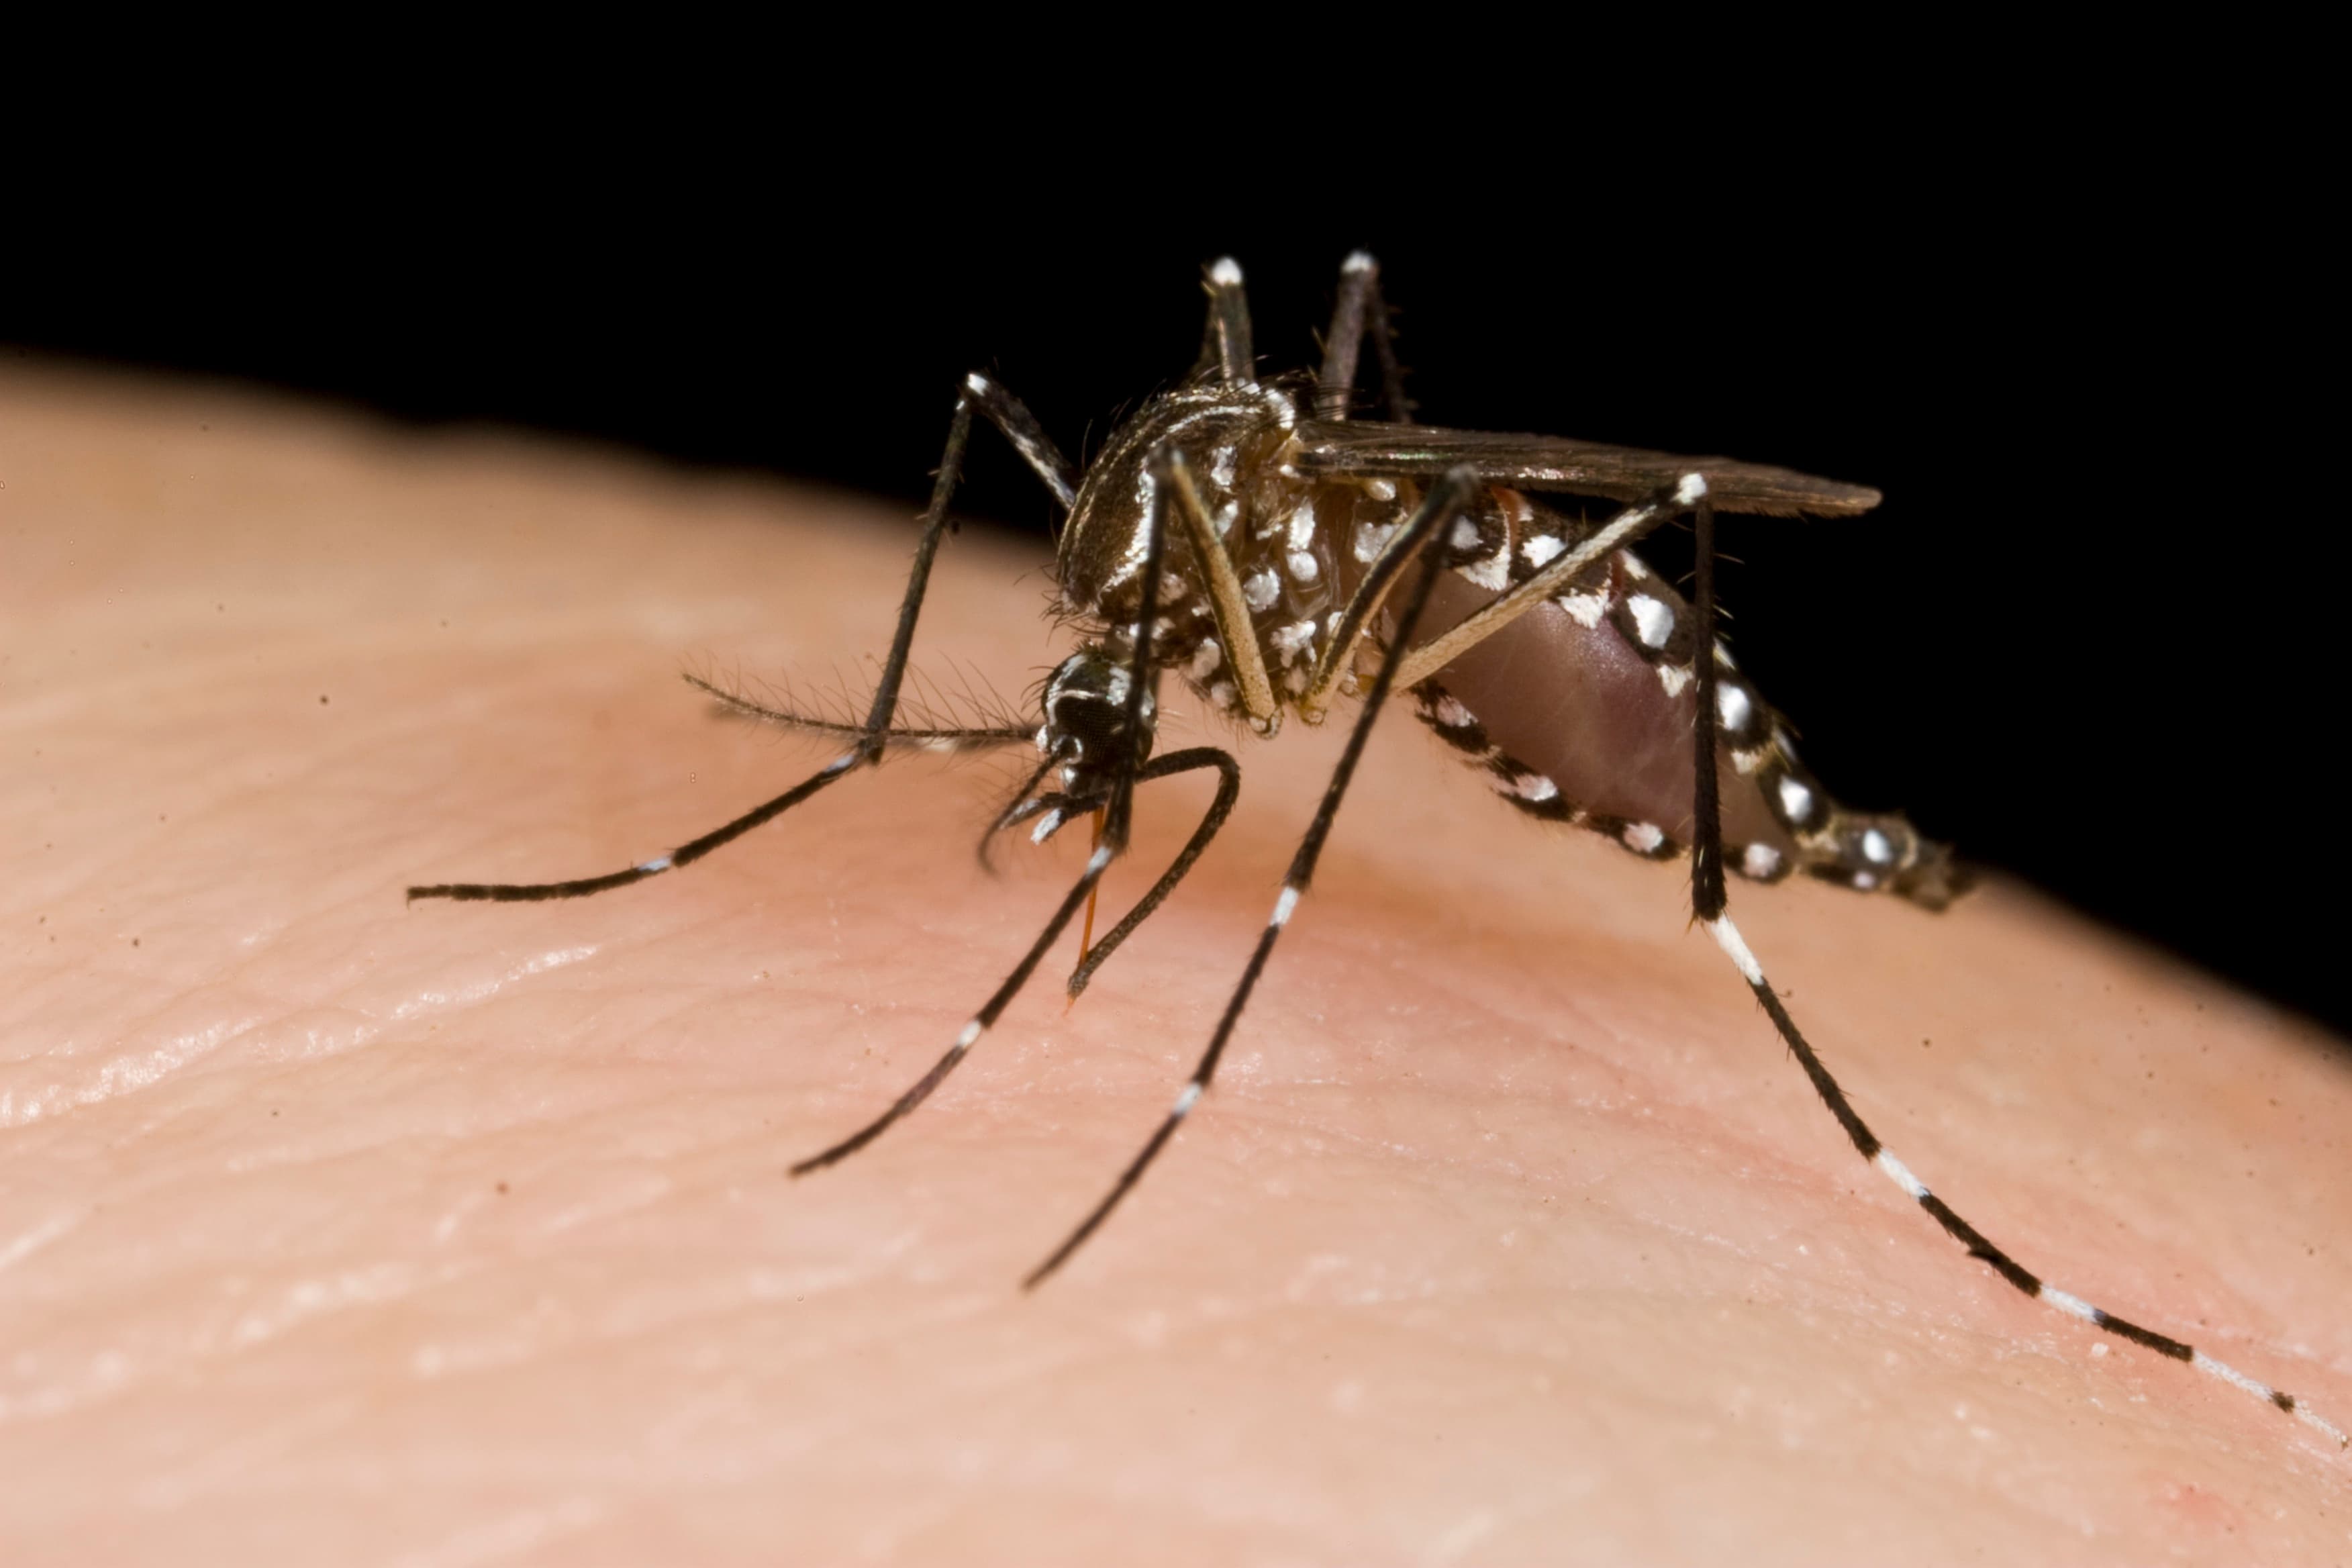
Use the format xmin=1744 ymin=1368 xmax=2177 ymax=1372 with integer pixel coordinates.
xmin=2 ymin=364 xmax=2350 ymax=1564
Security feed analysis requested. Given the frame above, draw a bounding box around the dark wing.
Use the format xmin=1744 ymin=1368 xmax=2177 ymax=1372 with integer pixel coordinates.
xmin=1291 ymin=420 xmax=1881 ymax=518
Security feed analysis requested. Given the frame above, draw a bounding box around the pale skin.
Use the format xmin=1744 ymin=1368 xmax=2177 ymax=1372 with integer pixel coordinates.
xmin=3 ymin=365 xmax=2349 ymax=1566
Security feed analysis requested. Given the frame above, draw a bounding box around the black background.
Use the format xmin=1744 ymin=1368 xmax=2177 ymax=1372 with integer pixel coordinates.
xmin=6 ymin=105 xmax=2333 ymax=1037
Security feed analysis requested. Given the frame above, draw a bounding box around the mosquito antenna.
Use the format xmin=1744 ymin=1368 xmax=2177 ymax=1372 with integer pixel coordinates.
xmin=685 ymin=674 xmax=1032 ymax=751
xmin=1676 ymin=477 xmax=2346 ymax=1446
xmin=1025 ymin=468 xmax=1479 ymax=1289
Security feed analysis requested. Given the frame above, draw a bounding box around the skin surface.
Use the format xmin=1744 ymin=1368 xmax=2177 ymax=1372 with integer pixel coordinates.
xmin=3 ymin=364 xmax=2349 ymax=1566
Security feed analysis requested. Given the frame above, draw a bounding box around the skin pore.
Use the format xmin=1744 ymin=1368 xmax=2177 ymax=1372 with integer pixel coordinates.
xmin=3 ymin=365 xmax=2348 ymax=1565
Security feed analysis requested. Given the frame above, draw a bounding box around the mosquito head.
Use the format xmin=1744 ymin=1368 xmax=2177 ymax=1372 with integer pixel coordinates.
xmin=1039 ymin=644 xmax=1157 ymax=796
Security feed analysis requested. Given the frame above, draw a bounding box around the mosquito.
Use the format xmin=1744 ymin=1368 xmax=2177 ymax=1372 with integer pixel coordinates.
xmin=411 ymin=252 xmax=2342 ymax=1447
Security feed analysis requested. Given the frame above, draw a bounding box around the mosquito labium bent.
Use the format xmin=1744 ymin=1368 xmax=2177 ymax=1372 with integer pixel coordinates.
xmin=411 ymin=253 xmax=2341 ymax=1447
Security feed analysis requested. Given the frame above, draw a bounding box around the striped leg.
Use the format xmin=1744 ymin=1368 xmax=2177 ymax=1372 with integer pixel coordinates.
xmin=407 ymin=373 xmax=1073 ymax=905
xmin=1023 ymin=467 xmax=1481 ymax=1289
xmin=993 ymin=748 xmax=1244 ymax=999
xmin=788 ymin=746 xmax=1237 ymax=1175
xmin=793 ymin=438 xmax=1199 ymax=1175
xmin=1683 ymin=480 xmax=2345 ymax=1447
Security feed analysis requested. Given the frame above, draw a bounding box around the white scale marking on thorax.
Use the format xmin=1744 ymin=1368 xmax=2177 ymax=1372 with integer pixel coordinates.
xmin=1270 ymin=620 xmax=1318 ymax=665
xmin=1287 ymin=498 xmax=1317 ymax=550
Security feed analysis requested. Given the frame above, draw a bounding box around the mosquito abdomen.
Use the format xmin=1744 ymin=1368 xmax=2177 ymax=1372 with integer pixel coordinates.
xmin=1402 ymin=487 xmax=1963 ymax=908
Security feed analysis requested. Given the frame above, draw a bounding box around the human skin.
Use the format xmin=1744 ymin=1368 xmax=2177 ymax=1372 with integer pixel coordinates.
xmin=3 ymin=365 xmax=2348 ymax=1566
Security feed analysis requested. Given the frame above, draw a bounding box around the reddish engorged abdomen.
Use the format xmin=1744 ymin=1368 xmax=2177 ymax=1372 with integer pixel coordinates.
xmin=1313 ymin=474 xmax=1790 ymax=854
xmin=1420 ymin=574 xmax=1786 ymax=850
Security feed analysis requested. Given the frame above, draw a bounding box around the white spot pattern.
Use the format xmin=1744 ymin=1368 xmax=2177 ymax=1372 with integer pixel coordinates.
xmin=1459 ymin=550 xmax=1509 ymax=592
xmin=1627 ymin=594 xmax=1674 ymax=650
xmin=1287 ymin=499 xmax=1318 ymax=550
xmin=1716 ymin=683 xmax=1753 ymax=733
xmin=1558 ymin=591 xmax=1607 ymax=628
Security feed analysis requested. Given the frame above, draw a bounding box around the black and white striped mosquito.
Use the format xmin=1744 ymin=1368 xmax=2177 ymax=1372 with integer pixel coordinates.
xmin=411 ymin=253 xmax=2342 ymax=1448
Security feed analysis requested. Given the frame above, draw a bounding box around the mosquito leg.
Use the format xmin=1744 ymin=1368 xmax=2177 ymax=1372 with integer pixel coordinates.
xmin=411 ymin=375 xmax=1066 ymax=905
xmin=787 ymin=749 xmax=1236 ymax=1176
xmin=1314 ymin=251 xmax=1411 ymax=423
xmin=1160 ymin=448 xmax=1280 ymax=728
xmin=1099 ymin=451 xmax=1175 ymax=854
xmin=1299 ymin=469 xmax=1700 ymax=724
xmin=1025 ymin=469 xmax=1481 ymax=1289
xmin=795 ymin=435 xmax=1183 ymax=1169
xmin=1689 ymin=491 xmax=1726 ymax=920
xmin=960 ymin=371 xmax=1079 ymax=511
xmin=1197 ymin=256 xmax=1256 ymax=387
xmin=1063 ymin=748 xmax=1240 ymax=998
xmin=1677 ymin=485 xmax=2346 ymax=1447
xmin=1383 ymin=475 xmax=1706 ymax=697
xmin=977 ymin=744 xmax=1241 ymax=997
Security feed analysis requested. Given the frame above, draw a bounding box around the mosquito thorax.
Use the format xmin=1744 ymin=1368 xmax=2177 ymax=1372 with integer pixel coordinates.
xmin=1055 ymin=379 xmax=1412 ymax=732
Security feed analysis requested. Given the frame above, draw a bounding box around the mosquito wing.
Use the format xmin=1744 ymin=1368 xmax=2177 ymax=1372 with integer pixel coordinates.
xmin=1291 ymin=420 xmax=1881 ymax=518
